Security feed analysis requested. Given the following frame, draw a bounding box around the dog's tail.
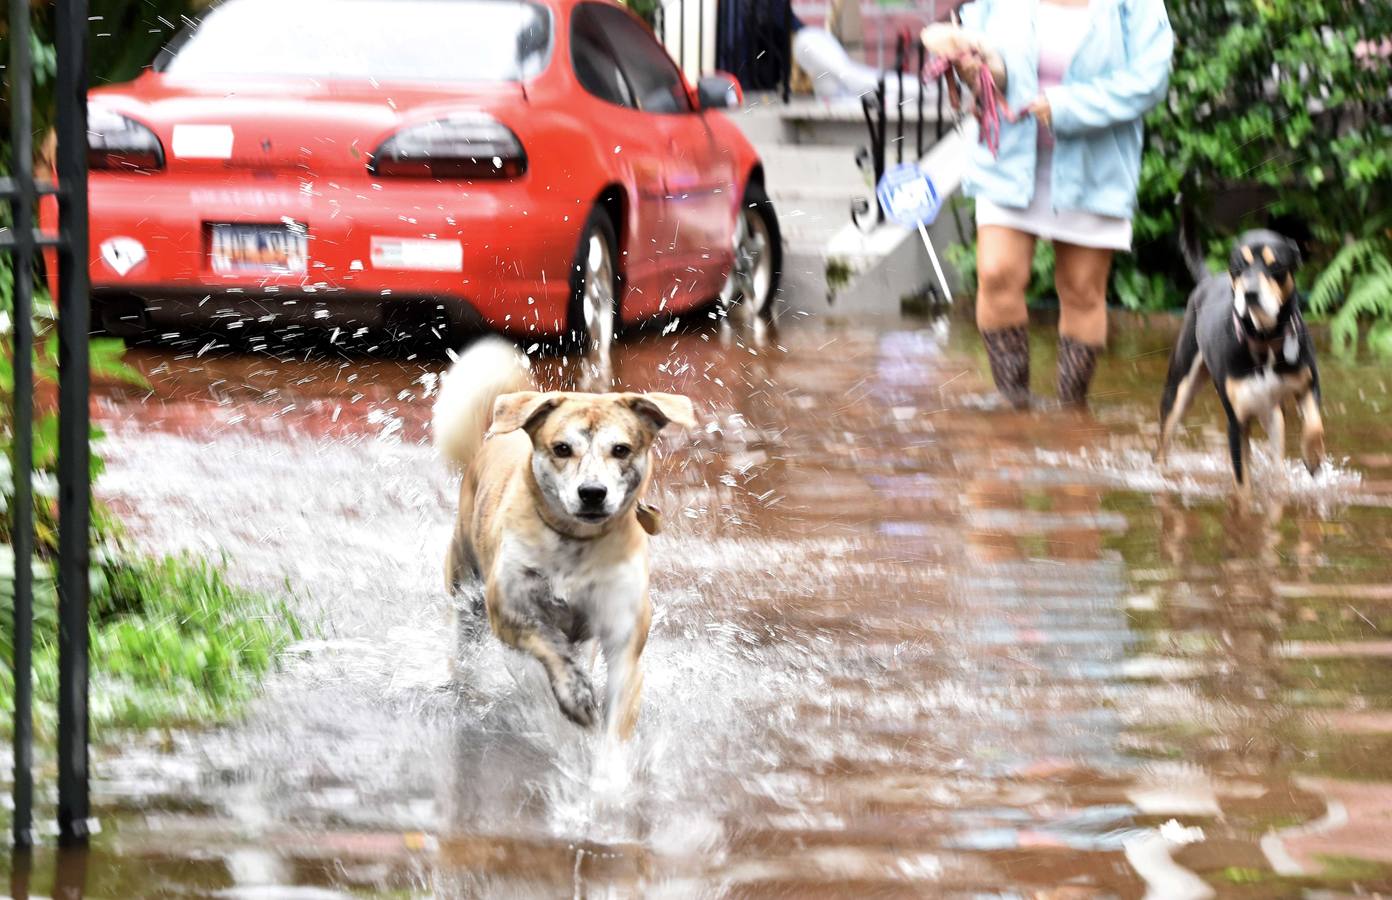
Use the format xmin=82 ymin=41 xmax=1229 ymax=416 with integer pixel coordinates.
xmin=1178 ymin=200 xmax=1210 ymax=285
xmin=432 ymin=338 xmax=532 ymax=472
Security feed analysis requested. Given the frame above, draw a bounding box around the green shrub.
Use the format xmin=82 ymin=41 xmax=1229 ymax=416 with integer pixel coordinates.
xmin=622 ymin=0 xmax=660 ymax=27
xmin=1308 ymin=211 xmax=1392 ymax=358
xmin=2 ymin=553 xmax=301 ymax=734
xmin=1133 ymin=0 xmax=1392 ymax=331
xmin=2 ymin=187 xmax=296 ymax=735
xmin=1 ymin=0 xmax=201 ymax=144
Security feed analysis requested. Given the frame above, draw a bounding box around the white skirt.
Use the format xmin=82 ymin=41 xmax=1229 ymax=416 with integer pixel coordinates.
xmin=975 ymin=143 xmax=1133 ymax=251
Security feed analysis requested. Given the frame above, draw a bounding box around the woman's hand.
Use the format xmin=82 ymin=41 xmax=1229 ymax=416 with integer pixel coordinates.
xmin=921 ymin=23 xmax=992 ymax=87
xmin=954 ymin=53 xmax=984 ymax=88
xmin=1023 ymin=95 xmax=1052 ymax=129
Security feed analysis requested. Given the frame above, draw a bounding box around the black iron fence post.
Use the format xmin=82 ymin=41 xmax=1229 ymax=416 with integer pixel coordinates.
xmin=936 ymin=70 xmax=946 ymax=142
xmin=876 ymin=77 xmax=886 ymax=196
xmin=54 ymin=0 xmax=94 ymax=847
xmin=8 ymin=0 xmax=38 ymax=851
xmin=895 ymin=33 xmax=905 ymax=165
xmin=916 ymin=41 xmax=926 ymax=158
xmin=859 ymin=78 xmax=888 ymax=226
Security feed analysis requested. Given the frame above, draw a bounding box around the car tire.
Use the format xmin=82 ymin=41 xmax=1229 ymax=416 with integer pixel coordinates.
xmin=94 ymin=294 xmax=150 ymax=341
xmin=564 ymin=205 xmax=621 ymax=362
xmin=719 ymin=179 xmax=782 ymax=321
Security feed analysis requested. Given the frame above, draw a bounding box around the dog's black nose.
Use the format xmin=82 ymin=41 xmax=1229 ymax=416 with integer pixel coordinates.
xmin=578 ymin=484 xmax=608 ymax=507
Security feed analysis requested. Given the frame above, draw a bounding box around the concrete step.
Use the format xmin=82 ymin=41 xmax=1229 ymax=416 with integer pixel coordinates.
xmin=776 ymin=196 xmax=868 ymax=247
xmin=821 ymin=128 xmax=974 ymax=316
xmin=734 ymin=95 xmax=950 ymax=150
xmin=784 ymin=103 xmax=948 ymax=147
xmin=725 ymin=97 xmax=790 ymax=145
xmin=754 ymin=143 xmax=867 ymax=192
xmin=730 ymin=93 xmax=964 ymax=318
xmin=775 ymin=246 xmax=831 ymax=319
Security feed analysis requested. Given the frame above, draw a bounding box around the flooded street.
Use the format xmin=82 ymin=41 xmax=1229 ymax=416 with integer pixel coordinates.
xmin=9 ymin=307 xmax=1392 ymax=897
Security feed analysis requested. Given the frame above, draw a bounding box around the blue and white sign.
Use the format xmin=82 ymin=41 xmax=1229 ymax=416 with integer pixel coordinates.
xmin=876 ymin=163 xmax=943 ymax=229
xmin=874 ymin=163 xmax=954 ymax=303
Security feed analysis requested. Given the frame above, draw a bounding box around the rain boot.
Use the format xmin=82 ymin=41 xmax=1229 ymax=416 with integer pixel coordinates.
xmin=981 ymin=324 xmax=1031 ymax=410
xmin=1057 ymin=334 xmax=1102 ymax=407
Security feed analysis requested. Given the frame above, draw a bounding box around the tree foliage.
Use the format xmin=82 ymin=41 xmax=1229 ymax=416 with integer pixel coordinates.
xmin=2 ymin=0 xmax=202 ymax=144
xmin=1123 ymin=0 xmax=1392 ymax=340
xmin=1309 ymin=210 xmax=1392 ymax=358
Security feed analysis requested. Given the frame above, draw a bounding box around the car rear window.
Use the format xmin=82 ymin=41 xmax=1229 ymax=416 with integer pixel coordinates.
xmin=159 ymin=0 xmax=552 ymax=83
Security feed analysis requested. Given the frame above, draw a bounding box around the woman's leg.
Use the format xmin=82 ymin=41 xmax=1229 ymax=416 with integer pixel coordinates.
xmin=976 ymin=225 xmax=1037 ymax=408
xmin=1052 ymin=240 xmax=1113 ymax=406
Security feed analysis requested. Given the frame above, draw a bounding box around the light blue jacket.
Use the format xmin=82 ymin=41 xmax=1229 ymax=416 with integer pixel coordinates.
xmin=957 ymin=0 xmax=1174 ymax=220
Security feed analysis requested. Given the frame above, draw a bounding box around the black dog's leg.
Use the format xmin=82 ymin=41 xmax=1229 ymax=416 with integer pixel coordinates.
xmin=1297 ymin=319 xmax=1325 ymax=474
xmin=1157 ymin=296 xmax=1205 ymax=463
xmin=1298 ymin=386 xmax=1325 ymax=475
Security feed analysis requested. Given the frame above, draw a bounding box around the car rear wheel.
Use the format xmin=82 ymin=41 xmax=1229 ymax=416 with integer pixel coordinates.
xmin=94 ymin=294 xmax=150 ymax=340
xmin=719 ymin=180 xmax=781 ymax=321
xmin=566 ymin=206 xmax=620 ymax=364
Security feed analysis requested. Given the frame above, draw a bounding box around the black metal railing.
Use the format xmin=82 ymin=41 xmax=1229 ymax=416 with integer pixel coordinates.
xmin=857 ymin=30 xmax=950 ymax=227
xmin=4 ymin=0 xmax=93 ymax=849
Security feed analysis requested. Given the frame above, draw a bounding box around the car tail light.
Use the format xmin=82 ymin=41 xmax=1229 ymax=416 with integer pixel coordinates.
xmin=88 ymin=106 xmax=165 ymax=172
xmin=369 ymin=113 xmax=527 ymax=179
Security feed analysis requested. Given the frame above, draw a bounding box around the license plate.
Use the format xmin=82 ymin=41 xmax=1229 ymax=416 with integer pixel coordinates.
xmin=209 ymin=222 xmax=307 ymax=274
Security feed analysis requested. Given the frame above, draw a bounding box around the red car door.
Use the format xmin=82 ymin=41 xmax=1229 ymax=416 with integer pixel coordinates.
xmin=570 ymin=3 xmax=679 ymax=321
xmin=658 ymin=114 xmax=735 ymax=306
xmin=586 ymin=5 xmax=732 ymax=312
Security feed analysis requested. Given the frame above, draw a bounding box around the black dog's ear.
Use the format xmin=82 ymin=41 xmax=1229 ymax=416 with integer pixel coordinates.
xmin=1286 ymin=237 xmax=1303 ymax=270
xmin=1227 ymin=243 xmax=1246 ymax=275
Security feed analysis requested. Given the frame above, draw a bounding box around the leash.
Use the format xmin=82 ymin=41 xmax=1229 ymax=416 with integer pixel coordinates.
xmin=922 ymin=48 xmax=1021 ymax=158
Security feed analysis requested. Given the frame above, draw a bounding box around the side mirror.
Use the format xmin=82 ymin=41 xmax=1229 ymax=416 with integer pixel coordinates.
xmin=696 ymin=73 xmax=743 ymax=111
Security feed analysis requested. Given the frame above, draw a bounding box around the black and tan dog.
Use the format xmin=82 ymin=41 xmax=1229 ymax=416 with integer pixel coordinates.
xmin=1156 ymin=229 xmax=1324 ymax=491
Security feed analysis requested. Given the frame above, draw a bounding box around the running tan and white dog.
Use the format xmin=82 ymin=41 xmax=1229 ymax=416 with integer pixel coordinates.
xmin=433 ymin=339 xmax=695 ymax=740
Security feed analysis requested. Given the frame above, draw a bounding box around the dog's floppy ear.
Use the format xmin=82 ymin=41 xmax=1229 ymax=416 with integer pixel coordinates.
xmin=623 ymin=392 xmax=696 ymax=432
xmin=1286 ymin=236 xmax=1303 ymax=270
xmin=490 ymin=391 xmax=562 ymax=435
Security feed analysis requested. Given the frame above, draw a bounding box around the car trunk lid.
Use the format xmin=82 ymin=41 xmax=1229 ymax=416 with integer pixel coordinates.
xmin=96 ymin=76 xmax=523 ymax=178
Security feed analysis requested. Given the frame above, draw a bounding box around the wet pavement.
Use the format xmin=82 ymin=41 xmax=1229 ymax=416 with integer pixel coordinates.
xmin=6 ymin=306 xmax=1392 ymax=898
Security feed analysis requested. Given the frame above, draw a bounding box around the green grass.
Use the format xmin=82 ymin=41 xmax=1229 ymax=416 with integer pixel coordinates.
xmin=2 ymin=552 xmax=300 ymax=735
xmin=825 ymin=257 xmax=854 ymax=294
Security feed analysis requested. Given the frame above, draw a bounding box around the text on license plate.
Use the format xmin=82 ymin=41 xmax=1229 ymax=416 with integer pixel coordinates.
xmin=209 ymin=223 xmax=308 ymax=274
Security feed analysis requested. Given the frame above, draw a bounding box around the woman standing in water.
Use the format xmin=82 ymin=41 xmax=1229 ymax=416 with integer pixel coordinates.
xmin=927 ymin=0 xmax=1173 ymax=408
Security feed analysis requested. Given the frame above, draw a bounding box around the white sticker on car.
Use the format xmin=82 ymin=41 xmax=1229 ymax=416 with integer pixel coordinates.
xmin=100 ymin=236 xmax=147 ymax=276
xmin=172 ymin=125 xmax=234 ymax=159
xmin=370 ymin=238 xmax=463 ymax=272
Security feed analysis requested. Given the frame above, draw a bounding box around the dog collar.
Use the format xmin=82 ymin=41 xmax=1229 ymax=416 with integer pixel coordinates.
xmin=1234 ymin=307 xmax=1301 ymax=365
xmin=636 ymin=502 xmax=663 ymax=535
xmin=1233 ymin=301 xmax=1295 ymax=347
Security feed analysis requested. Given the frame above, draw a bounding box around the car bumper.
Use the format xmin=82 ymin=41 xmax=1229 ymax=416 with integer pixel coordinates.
xmin=46 ymin=172 xmax=582 ymax=335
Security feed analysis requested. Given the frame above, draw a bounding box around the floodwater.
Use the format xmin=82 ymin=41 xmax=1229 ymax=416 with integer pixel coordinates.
xmin=6 ymin=306 xmax=1392 ymax=898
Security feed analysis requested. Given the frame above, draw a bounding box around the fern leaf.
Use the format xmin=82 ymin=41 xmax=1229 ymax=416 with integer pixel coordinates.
xmin=1329 ymin=261 xmax=1392 ymax=356
xmin=1310 ymin=238 xmax=1383 ymax=312
xmin=1368 ymin=320 xmax=1392 ymax=360
xmin=1330 ymin=305 xmax=1361 ymax=356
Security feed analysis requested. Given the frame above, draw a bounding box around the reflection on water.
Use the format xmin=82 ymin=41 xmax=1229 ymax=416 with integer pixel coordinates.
xmin=4 ymin=309 xmax=1392 ymax=897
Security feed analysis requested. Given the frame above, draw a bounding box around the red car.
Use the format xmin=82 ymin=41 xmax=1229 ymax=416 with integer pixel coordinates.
xmin=46 ymin=0 xmax=781 ymax=354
